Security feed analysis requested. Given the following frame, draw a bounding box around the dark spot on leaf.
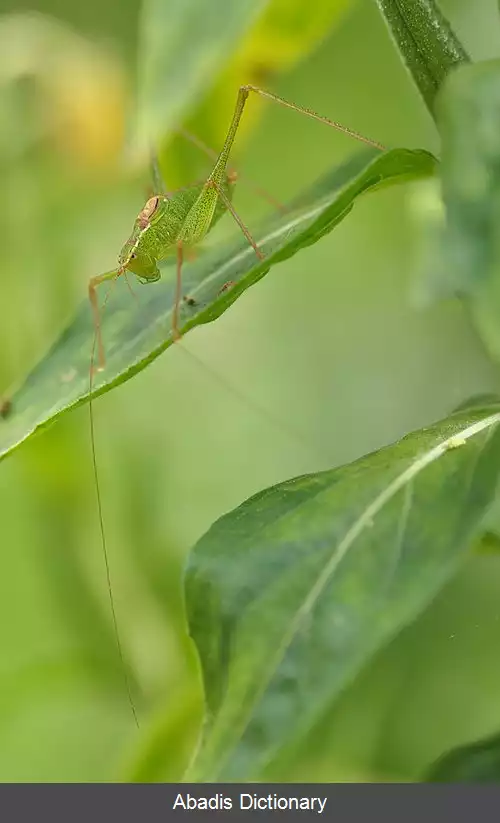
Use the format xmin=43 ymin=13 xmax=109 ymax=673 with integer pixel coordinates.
xmin=0 ymin=398 xmax=12 ymax=419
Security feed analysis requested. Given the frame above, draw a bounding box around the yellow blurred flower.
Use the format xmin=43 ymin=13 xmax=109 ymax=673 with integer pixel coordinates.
xmin=0 ymin=12 xmax=127 ymax=170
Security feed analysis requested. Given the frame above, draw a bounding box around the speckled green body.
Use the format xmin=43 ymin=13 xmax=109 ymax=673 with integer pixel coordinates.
xmin=117 ymin=87 xmax=250 ymax=285
xmin=88 ymin=88 xmax=253 ymax=369
xmin=118 ymin=176 xmax=234 ymax=283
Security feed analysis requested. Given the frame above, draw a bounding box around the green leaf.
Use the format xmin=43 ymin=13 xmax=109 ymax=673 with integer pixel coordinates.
xmin=475 ymin=531 xmax=500 ymax=555
xmin=134 ymin=0 xmax=270 ymax=153
xmin=435 ymin=60 xmax=500 ymax=362
xmin=426 ymin=731 xmax=500 ymax=782
xmin=184 ymin=403 xmax=500 ymax=781
xmin=0 ymin=147 xmax=437 ymax=465
xmin=374 ymin=0 xmax=469 ymax=120
xmin=453 ymin=394 xmax=500 ymax=415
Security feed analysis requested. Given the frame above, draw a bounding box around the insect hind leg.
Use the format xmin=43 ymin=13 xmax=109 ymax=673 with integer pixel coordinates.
xmin=241 ymin=85 xmax=385 ymax=152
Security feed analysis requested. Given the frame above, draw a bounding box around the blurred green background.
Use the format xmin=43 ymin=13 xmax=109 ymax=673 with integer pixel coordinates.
xmin=1 ymin=0 xmax=500 ymax=782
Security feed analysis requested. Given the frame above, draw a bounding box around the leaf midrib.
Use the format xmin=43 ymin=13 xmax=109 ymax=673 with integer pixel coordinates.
xmin=201 ymin=409 xmax=500 ymax=780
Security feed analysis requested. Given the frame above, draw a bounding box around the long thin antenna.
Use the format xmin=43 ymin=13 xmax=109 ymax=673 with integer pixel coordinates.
xmin=88 ymin=284 xmax=140 ymax=729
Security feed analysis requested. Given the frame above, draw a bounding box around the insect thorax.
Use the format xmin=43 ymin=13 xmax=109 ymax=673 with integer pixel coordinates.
xmin=118 ymin=176 xmax=234 ymax=278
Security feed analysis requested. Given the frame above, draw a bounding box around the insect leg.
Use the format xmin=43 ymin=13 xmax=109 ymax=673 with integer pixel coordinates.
xmin=150 ymin=151 xmax=169 ymax=197
xmin=175 ymin=126 xmax=286 ymax=213
xmin=88 ymin=269 xmax=121 ymax=370
xmin=209 ymin=179 xmax=264 ymax=261
xmin=241 ymin=85 xmax=385 ymax=151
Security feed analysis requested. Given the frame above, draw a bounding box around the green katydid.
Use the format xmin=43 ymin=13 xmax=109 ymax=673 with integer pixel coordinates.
xmin=88 ymin=85 xmax=385 ymax=729
xmin=88 ymin=85 xmax=385 ymax=370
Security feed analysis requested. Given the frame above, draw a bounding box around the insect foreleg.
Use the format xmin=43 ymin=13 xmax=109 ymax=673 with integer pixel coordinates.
xmin=88 ymin=269 xmax=122 ymax=370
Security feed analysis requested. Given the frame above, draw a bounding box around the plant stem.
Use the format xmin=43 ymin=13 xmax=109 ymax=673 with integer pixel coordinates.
xmin=374 ymin=0 xmax=470 ymax=121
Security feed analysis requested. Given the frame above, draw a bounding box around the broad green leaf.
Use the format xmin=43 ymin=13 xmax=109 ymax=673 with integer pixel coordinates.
xmin=435 ymin=60 xmax=500 ymax=362
xmin=426 ymin=731 xmax=500 ymax=782
xmin=0 ymin=147 xmax=437 ymax=464
xmin=134 ymin=0 xmax=270 ymax=154
xmin=184 ymin=404 xmax=500 ymax=781
xmin=374 ymin=0 xmax=469 ymax=120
